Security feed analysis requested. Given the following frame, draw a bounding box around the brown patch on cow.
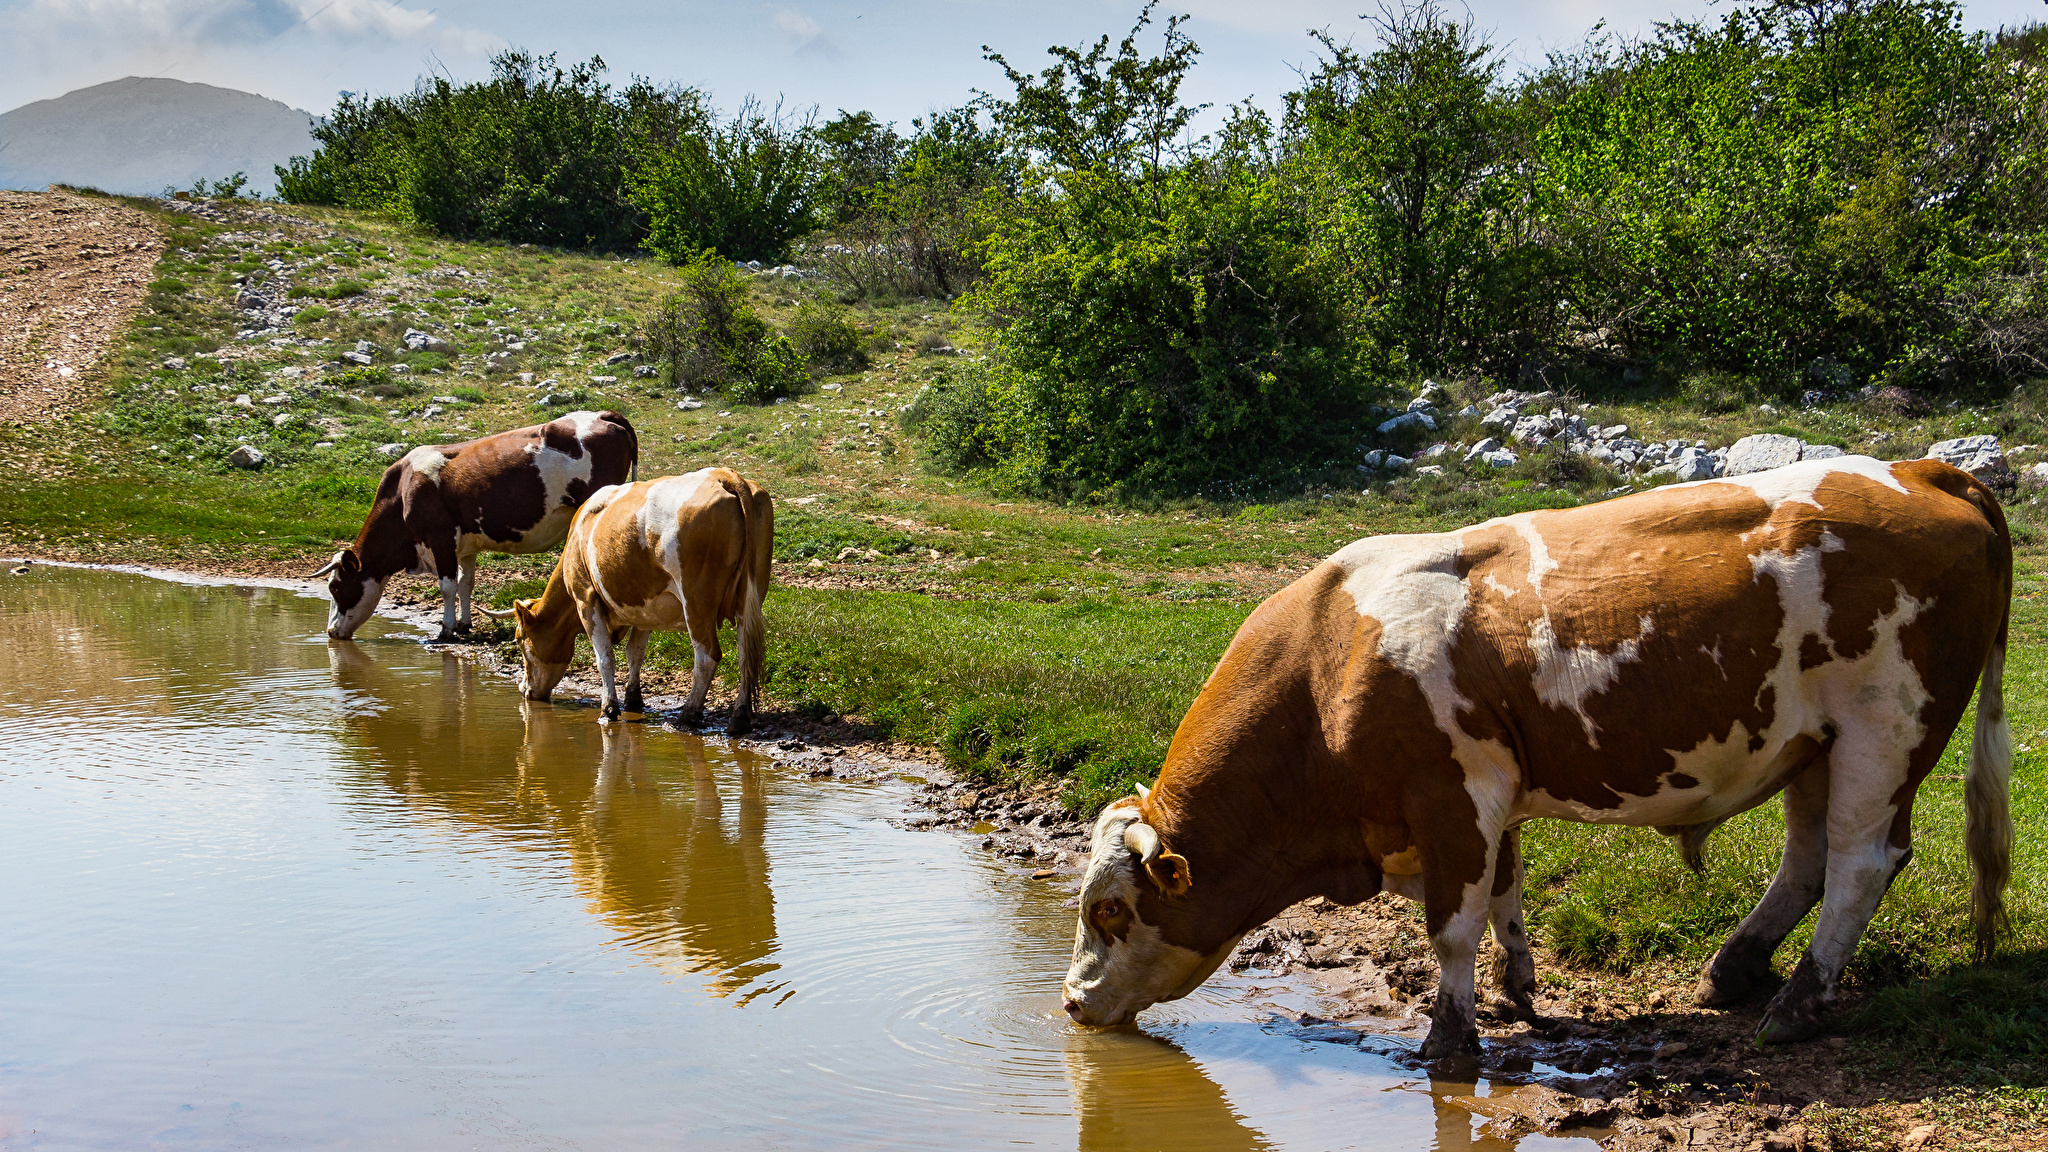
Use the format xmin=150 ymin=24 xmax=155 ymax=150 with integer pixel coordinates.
xmin=1090 ymin=898 xmax=1134 ymax=944
xmin=1799 ymin=634 xmax=1832 ymax=671
xmin=543 ymin=421 xmax=585 ymax=459
xmin=1667 ymin=772 xmax=1700 ymax=789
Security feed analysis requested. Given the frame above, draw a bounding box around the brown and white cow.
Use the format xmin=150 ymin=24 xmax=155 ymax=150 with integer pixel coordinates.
xmin=311 ymin=411 xmax=638 ymax=640
xmin=1062 ymin=456 xmax=2014 ymax=1056
xmin=486 ymin=467 xmax=773 ymax=733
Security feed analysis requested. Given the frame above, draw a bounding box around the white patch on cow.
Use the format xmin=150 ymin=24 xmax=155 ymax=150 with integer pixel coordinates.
xmin=534 ymin=424 xmax=600 ymax=516
xmin=1529 ymin=612 xmax=1653 ymax=749
xmin=1701 ymin=639 xmax=1726 ymax=679
xmin=1511 ymin=515 xmax=1559 ymax=596
xmin=563 ymin=409 xmax=606 ymax=442
xmin=1482 ymin=572 xmax=1518 ymax=600
xmin=1668 ymin=455 xmax=1910 ymax=511
xmin=1330 ymin=532 xmax=1521 ymax=948
xmin=404 ymin=445 xmax=452 ymax=483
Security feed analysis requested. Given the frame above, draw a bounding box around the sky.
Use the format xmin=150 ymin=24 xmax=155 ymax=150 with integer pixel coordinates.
xmin=2 ymin=0 xmax=2043 ymax=128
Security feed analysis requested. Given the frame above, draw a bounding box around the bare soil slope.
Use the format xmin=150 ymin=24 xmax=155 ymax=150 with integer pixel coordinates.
xmin=0 ymin=189 xmax=160 ymax=425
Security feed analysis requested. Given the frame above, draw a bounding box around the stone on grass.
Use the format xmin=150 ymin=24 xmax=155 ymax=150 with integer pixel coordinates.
xmin=342 ymin=350 xmax=373 ymax=366
xmin=377 ymin=442 xmax=408 ymax=458
xmin=1464 ymin=437 xmax=1501 ymax=463
xmin=1928 ymin=434 xmax=2013 ymax=490
xmin=1482 ymin=448 xmax=1519 ymax=469
xmin=227 ymin=444 xmax=265 ymax=469
xmin=1800 ymin=443 xmax=1847 ymax=461
xmin=2027 ymin=462 xmax=2048 ymax=486
xmin=677 ymin=398 xmax=703 ymax=410
xmin=1415 ymin=465 xmax=1445 ymax=477
xmin=1378 ymin=410 xmax=1436 ymax=435
xmin=1724 ymin=433 xmax=1804 ymax=476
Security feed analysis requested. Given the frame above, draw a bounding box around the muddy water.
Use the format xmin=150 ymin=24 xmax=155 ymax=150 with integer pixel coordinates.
xmin=0 ymin=567 xmax=1599 ymax=1151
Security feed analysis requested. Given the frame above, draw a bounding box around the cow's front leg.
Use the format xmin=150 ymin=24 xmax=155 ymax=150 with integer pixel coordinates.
xmin=622 ymin=627 xmax=651 ymax=714
xmin=454 ymin=554 xmax=478 ymax=635
xmin=585 ymin=610 xmax=622 ymax=720
xmin=1482 ymin=826 xmax=1538 ymax=1023
xmin=1418 ymin=827 xmax=1500 ymax=1059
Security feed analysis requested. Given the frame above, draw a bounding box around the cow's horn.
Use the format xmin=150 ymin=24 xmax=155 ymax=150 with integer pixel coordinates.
xmin=1124 ymin=821 xmax=1162 ymax=863
xmin=1135 ymin=780 xmax=1152 ymax=802
xmin=307 ymin=551 xmax=346 ymax=579
xmin=479 ymin=605 xmax=518 ymax=619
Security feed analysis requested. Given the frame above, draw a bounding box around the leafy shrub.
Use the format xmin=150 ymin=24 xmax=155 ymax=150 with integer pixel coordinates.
xmin=785 ymin=302 xmax=868 ymax=372
xmin=641 ymin=253 xmax=808 ymax=402
xmin=630 ymin=96 xmax=821 ymax=264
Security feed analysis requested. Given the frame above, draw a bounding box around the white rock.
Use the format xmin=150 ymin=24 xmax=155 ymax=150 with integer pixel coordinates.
xmin=227 ymin=444 xmax=265 ymax=469
xmin=1926 ymin=434 xmax=2000 ymax=466
xmin=1800 ymin=443 xmax=1846 ymax=461
xmin=1464 ymin=437 xmax=1502 ymax=463
xmin=1670 ymin=449 xmax=1719 ymax=482
xmin=377 ymin=442 xmax=407 ymax=458
xmin=261 ymin=394 xmax=289 ymax=405
xmin=423 ymin=405 xmax=444 ymax=419
xmin=233 ymin=394 xmax=253 ymax=407
xmin=163 ymin=357 xmax=188 ymax=371
xmin=278 ymin=366 xmax=304 ymax=379
xmin=1481 ymin=406 xmax=1517 ymax=429
xmin=432 ymin=395 xmax=461 ymax=404
xmin=1383 ymin=454 xmax=1412 ymax=471
xmin=1378 ymin=411 xmax=1437 ymax=435
xmin=678 ymin=398 xmax=704 ymax=410
xmin=2027 ymin=462 xmax=2048 ymax=486
xmin=342 ymin=350 xmax=373 ymax=366
xmin=314 ymin=441 xmax=334 ymax=449
xmin=1406 ymin=396 xmax=1436 ymax=413
xmin=821 ymin=383 xmax=842 ymax=392
xmin=1457 ymin=404 xmax=1481 ymax=419
xmin=271 ymin=413 xmax=292 ymax=428
xmin=1725 ymin=433 xmax=1805 ymax=476
xmin=1359 ymin=449 xmax=1386 ymax=471
xmin=1482 ymin=449 xmax=1519 ymax=469
xmin=1415 ymin=465 xmax=1445 ymax=477
xmin=390 ymin=363 xmax=410 ymax=374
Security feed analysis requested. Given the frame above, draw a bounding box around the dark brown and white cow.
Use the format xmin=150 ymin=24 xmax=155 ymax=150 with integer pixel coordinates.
xmin=312 ymin=411 xmax=638 ymax=641
xmin=486 ymin=467 xmax=773 ymax=733
xmin=1062 ymin=456 xmax=2013 ymax=1056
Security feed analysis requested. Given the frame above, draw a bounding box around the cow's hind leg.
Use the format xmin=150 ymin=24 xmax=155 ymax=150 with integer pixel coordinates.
xmin=1758 ymin=743 xmax=1915 ymax=1044
xmin=1699 ymin=761 xmax=1830 ymax=1006
xmin=679 ymin=630 xmax=720 ymax=728
xmin=585 ymin=609 xmax=623 ymax=721
xmin=622 ymin=627 xmax=651 ymax=714
xmin=1481 ymin=826 xmax=1538 ymax=1023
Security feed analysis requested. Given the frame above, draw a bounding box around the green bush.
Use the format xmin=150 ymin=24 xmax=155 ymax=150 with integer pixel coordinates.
xmin=630 ymin=96 xmax=820 ymax=263
xmin=641 ymin=252 xmax=808 ymax=402
xmin=786 ymin=302 xmax=868 ymax=372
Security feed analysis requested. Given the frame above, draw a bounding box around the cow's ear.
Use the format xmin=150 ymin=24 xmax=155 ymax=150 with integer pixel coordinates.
xmin=512 ymin=598 xmax=534 ymax=623
xmin=1145 ymin=851 xmax=1193 ymax=897
xmin=339 ymin=549 xmax=360 ymax=575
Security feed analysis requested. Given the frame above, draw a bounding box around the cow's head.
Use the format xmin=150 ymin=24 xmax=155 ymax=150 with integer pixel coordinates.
xmin=1062 ymin=791 xmax=1241 ymax=1027
xmin=498 ymin=597 xmax=573 ymax=701
xmin=311 ymin=549 xmax=381 ymax=639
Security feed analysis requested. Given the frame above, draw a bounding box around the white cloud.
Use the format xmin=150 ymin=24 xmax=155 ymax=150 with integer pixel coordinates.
xmin=766 ymin=6 xmax=839 ymax=60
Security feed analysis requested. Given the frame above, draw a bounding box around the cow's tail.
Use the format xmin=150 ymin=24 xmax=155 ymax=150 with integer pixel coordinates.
xmin=721 ymin=471 xmax=774 ymax=728
xmin=1963 ymin=478 xmax=2014 ymax=962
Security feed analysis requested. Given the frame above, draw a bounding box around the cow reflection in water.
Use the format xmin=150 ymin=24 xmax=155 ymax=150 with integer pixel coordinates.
xmin=1064 ymin=1026 xmax=1579 ymax=1151
xmin=326 ymin=643 xmax=778 ymax=998
xmin=1064 ymin=1029 xmax=1270 ymax=1152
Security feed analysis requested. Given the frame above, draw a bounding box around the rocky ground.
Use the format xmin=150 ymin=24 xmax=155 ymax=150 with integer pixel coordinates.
xmin=0 ymin=189 xmax=161 ymax=427
xmin=1385 ymin=384 xmax=2027 ymax=493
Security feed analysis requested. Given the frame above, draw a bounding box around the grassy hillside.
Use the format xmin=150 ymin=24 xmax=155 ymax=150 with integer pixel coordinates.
xmin=7 ymin=192 xmax=2048 ymax=1075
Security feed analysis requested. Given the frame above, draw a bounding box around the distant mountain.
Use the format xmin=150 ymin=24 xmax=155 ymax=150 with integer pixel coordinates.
xmin=0 ymin=77 xmax=316 ymax=199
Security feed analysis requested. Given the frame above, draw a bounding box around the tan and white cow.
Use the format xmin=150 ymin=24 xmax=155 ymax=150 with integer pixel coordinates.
xmin=488 ymin=467 xmax=773 ymax=734
xmin=313 ymin=410 xmax=638 ymax=640
xmin=1062 ymin=456 xmax=2014 ymax=1056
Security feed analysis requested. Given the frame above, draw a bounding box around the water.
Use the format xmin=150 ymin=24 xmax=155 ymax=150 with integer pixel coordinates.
xmin=0 ymin=567 xmax=1600 ymax=1151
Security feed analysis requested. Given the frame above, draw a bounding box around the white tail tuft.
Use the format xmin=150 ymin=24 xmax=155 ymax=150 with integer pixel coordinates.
xmin=1966 ymin=642 xmax=2013 ymax=960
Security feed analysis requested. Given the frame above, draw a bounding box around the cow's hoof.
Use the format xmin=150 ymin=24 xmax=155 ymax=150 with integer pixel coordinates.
xmin=1755 ymin=1004 xmax=1825 ymax=1045
xmin=1478 ymin=994 xmax=1535 ymax=1025
xmin=1419 ymin=1023 xmax=1480 ymax=1060
xmin=601 ymin=703 xmax=621 ymax=722
xmin=1696 ymin=955 xmax=1772 ymax=1006
xmin=726 ymin=709 xmax=753 ymax=737
xmin=432 ymin=630 xmax=460 ymax=643
xmin=623 ymin=694 xmax=644 ymax=714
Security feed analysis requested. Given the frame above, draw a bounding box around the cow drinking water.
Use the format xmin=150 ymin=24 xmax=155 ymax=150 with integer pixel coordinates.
xmin=311 ymin=411 xmax=638 ymax=640
xmin=486 ymin=467 xmax=773 ymax=734
xmin=1062 ymin=456 xmax=2014 ymax=1056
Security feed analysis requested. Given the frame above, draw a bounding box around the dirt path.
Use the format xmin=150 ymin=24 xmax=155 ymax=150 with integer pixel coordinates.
xmin=0 ymin=189 xmax=162 ymax=425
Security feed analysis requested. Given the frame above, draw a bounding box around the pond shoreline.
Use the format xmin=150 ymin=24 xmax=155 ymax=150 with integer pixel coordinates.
xmin=0 ymin=551 xmax=1984 ymax=1151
